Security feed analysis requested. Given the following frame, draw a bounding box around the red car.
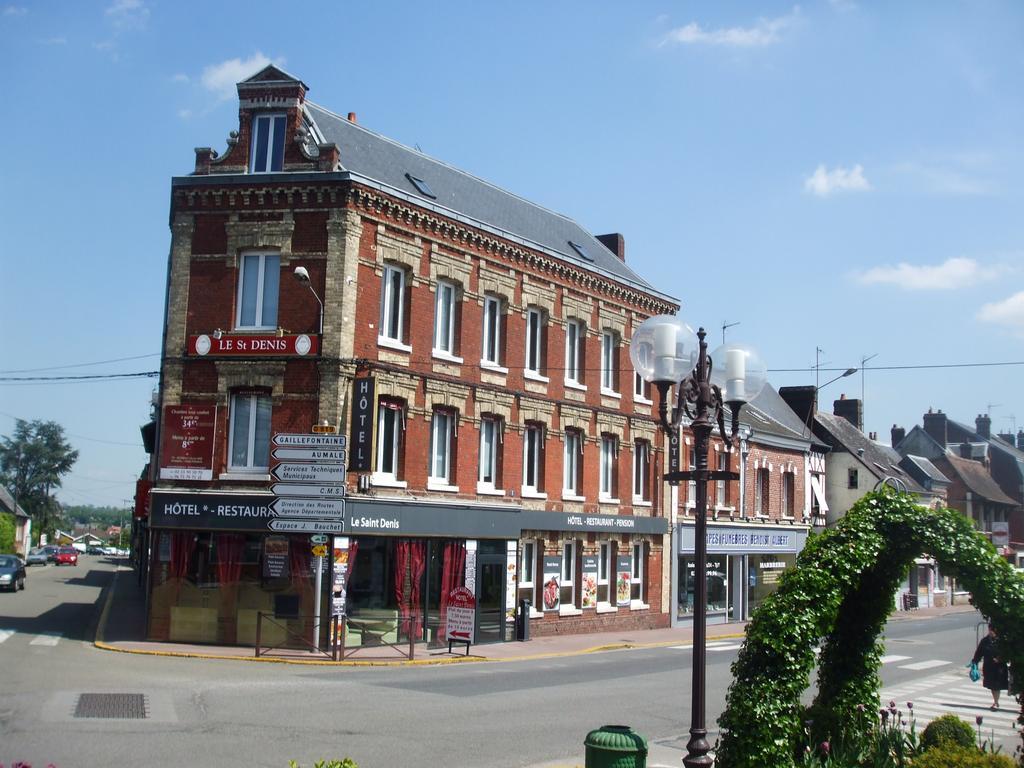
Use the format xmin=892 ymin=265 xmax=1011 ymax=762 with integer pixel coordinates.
xmin=55 ymin=547 xmax=79 ymax=566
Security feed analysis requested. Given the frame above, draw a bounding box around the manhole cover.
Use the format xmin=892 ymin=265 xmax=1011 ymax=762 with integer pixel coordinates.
xmin=74 ymin=693 xmax=148 ymax=719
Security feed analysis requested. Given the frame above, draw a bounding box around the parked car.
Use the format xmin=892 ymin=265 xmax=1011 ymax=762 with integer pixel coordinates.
xmin=25 ymin=547 xmax=49 ymax=566
xmin=43 ymin=545 xmax=60 ymax=563
xmin=86 ymin=545 xmax=105 ymax=556
xmin=0 ymin=554 xmax=26 ymax=591
xmin=55 ymin=547 xmax=79 ymax=566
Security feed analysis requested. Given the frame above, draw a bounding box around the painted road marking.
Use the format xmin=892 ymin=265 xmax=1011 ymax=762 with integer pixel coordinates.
xmin=880 ymin=655 xmax=912 ymax=664
xmin=0 ymin=629 xmax=14 ymax=644
xmin=882 ymin=673 xmax=1018 ymax=744
xmin=30 ymin=632 xmax=62 ymax=646
xmin=707 ymin=643 xmax=743 ymax=652
xmin=899 ymin=659 xmax=951 ymax=671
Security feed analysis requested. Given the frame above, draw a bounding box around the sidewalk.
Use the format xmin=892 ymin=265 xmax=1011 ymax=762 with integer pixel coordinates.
xmin=95 ymin=565 xmax=979 ymax=666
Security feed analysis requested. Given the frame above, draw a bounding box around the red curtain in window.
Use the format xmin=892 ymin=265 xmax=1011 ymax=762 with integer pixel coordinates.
xmin=215 ymin=534 xmax=245 ymax=586
xmin=438 ymin=540 xmax=466 ymax=638
xmin=394 ymin=540 xmax=410 ymax=637
xmin=169 ymin=531 xmax=196 ymax=581
xmin=347 ymin=539 xmax=358 ymax=585
xmin=289 ymin=539 xmax=311 ymax=590
xmin=409 ymin=541 xmax=425 ymax=641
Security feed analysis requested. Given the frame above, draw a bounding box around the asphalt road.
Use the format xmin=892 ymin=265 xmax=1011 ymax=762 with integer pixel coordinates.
xmin=0 ymin=560 xmax=1015 ymax=768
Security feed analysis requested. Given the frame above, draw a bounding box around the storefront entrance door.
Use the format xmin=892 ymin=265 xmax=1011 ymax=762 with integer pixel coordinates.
xmin=475 ymin=553 xmax=506 ymax=644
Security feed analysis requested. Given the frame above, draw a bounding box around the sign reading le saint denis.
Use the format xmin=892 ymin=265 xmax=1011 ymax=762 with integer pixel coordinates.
xmin=270 ymin=432 xmax=348 ymax=530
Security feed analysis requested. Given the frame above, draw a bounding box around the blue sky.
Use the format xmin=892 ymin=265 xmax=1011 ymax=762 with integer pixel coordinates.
xmin=1 ymin=1 xmax=1022 ymax=508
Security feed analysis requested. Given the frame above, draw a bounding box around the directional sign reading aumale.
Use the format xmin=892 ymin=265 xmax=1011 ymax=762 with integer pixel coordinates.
xmin=271 ymin=463 xmax=347 ymax=484
xmin=270 ymin=497 xmax=346 ymax=519
xmin=271 ymin=447 xmax=348 ymax=464
xmin=271 ymin=483 xmax=347 ymax=497
xmin=269 ymin=518 xmax=345 ymax=534
xmin=273 ymin=433 xmax=347 ymax=448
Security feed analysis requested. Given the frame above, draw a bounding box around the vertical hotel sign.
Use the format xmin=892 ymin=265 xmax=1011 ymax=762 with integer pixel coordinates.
xmin=348 ymin=377 xmax=375 ymax=472
xmin=159 ymin=404 xmax=217 ymax=480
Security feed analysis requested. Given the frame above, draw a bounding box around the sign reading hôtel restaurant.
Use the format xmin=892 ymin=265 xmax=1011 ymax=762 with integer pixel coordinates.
xmin=188 ymin=333 xmax=319 ymax=357
xmin=159 ymin=405 xmax=216 ymax=480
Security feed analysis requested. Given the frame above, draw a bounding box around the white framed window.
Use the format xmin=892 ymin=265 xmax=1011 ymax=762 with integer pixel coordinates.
xmin=631 ymin=542 xmax=645 ymax=603
xmin=481 ymin=295 xmax=503 ymax=367
xmin=600 ymin=330 xmax=618 ymax=393
xmin=250 ymin=113 xmax=286 ymax=173
xmin=522 ymin=422 xmax=545 ymax=496
xmin=429 ymin=409 xmax=456 ymax=486
xmin=525 ymin=307 xmax=546 ymax=377
xmin=597 ymin=541 xmax=614 ymax=604
xmin=565 ymin=319 xmax=585 ymax=386
xmin=433 ymin=279 xmax=458 ymax=355
xmin=563 ymin=429 xmax=583 ymax=497
xmin=633 ymin=440 xmax=650 ymax=502
xmin=379 ymin=264 xmax=407 ymax=345
xmin=478 ymin=416 xmax=501 ymax=491
xmin=716 ymin=451 xmax=728 ymax=508
xmin=560 ymin=541 xmax=576 ymax=607
xmin=600 ymin=434 xmax=618 ymax=501
xmin=519 ymin=540 xmax=537 ymax=609
xmin=755 ymin=468 xmax=770 ymax=516
xmin=782 ymin=472 xmax=795 ymax=517
xmin=633 ymin=371 xmax=651 ymax=402
xmin=228 ymin=392 xmax=271 ymax=471
xmin=236 ymin=252 xmax=280 ymax=330
xmin=375 ymin=399 xmax=404 ymax=482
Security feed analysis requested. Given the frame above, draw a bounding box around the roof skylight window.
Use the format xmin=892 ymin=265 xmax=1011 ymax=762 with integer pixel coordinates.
xmin=405 ymin=173 xmax=436 ymax=199
xmin=568 ymin=241 xmax=594 ymax=262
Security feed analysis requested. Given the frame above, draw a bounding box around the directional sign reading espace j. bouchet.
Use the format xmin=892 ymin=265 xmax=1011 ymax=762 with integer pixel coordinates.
xmin=270 ymin=432 xmax=348 ymax=532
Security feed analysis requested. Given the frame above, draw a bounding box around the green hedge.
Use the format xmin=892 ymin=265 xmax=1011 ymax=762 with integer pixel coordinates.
xmin=715 ymin=490 xmax=1024 ymax=768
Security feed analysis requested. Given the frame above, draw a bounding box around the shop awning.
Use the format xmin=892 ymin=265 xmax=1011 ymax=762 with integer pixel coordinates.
xmin=810 ymin=476 xmax=829 ymax=515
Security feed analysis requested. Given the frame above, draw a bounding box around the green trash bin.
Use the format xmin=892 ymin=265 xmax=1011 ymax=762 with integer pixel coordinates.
xmin=584 ymin=725 xmax=648 ymax=768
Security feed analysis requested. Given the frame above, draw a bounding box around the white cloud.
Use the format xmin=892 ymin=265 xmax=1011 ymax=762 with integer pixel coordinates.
xmin=3 ymin=5 xmax=27 ymax=16
xmin=177 ymin=108 xmax=192 ymax=120
xmin=661 ymin=8 xmax=799 ymax=47
xmin=978 ymin=292 xmax=1024 ymax=332
xmin=201 ymin=52 xmax=281 ymax=100
xmin=804 ymin=164 xmax=870 ymax=197
xmin=856 ymin=257 xmax=1003 ymax=291
xmin=105 ymin=0 xmax=148 ymax=29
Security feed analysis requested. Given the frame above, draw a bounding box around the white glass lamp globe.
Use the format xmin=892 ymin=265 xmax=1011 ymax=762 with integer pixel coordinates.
xmin=709 ymin=343 xmax=768 ymax=404
xmin=629 ymin=315 xmax=699 ymax=385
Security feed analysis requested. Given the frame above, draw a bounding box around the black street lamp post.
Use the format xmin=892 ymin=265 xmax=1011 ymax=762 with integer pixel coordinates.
xmin=629 ymin=316 xmax=766 ymax=768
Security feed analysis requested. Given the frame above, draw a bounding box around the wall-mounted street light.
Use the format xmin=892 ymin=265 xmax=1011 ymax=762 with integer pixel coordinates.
xmin=629 ymin=315 xmax=767 ymax=768
xmin=293 ymin=266 xmax=324 ymax=336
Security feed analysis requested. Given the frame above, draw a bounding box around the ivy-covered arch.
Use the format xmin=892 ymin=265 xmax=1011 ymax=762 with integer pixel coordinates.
xmin=716 ymin=490 xmax=1024 ymax=768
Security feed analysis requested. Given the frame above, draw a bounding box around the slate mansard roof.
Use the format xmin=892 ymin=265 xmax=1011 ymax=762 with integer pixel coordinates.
xmin=303 ymin=101 xmax=673 ymax=301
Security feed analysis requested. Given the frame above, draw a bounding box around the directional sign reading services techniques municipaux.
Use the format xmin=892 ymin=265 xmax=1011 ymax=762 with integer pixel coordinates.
xmin=271 ymin=462 xmax=347 ymax=484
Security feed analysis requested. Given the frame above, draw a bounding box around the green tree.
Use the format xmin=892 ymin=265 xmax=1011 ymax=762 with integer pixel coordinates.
xmin=0 ymin=419 xmax=78 ymax=539
xmin=0 ymin=513 xmax=14 ymax=554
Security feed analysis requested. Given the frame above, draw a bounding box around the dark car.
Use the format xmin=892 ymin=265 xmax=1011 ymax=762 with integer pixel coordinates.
xmin=86 ymin=545 xmax=105 ymax=556
xmin=0 ymin=554 xmax=26 ymax=592
xmin=43 ymin=545 xmax=60 ymax=563
xmin=55 ymin=547 xmax=79 ymax=566
xmin=25 ymin=547 xmax=49 ymax=566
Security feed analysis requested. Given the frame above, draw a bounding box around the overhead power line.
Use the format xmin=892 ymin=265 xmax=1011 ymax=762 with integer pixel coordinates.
xmin=0 ymin=353 xmax=160 ymax=375
xmin=0 ymin=371 xmax=159 ymax=383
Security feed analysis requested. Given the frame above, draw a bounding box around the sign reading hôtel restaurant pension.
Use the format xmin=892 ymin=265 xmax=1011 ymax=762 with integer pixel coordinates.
xmin=159 ymin=405 xmax=216 ymax=481
xmin=188 ymin=333 xmax=319 ymax=357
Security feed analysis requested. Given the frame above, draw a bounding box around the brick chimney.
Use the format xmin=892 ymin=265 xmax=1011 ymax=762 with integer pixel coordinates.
xmin=923 ymin=408 xmax=948 ymax=447
xmin=976 ymin=413 xmax=991 ymax=439
xmin=596 ymin=233 xmax=626 ymax=261
xmin=779 ymin=385 xmax=817 ymax=426
xmin=833 ymin=394 xmax=863 ymax=431
xmin=891 ymin=424 xmax=906 ymax=447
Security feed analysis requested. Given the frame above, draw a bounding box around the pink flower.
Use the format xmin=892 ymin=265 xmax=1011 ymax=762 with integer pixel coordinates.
xmin=820 ymin=741 xmax=831 ymax=756
xmin=977 ymin=715 xmax=984 ymax=725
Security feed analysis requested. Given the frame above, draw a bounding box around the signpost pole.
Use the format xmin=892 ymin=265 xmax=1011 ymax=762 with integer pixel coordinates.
xmin=313 ymin=554 xmax=323 ymax=650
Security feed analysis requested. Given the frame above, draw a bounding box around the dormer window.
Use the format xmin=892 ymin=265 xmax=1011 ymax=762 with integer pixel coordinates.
xmin=250 ymin=113 xmax=286 ymax=173
xmin=405 ymin=173 xmax=436 ymax=199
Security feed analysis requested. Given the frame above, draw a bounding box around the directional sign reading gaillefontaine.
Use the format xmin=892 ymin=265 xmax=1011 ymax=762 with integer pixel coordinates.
xmin=271 ymin=497 xmax=345 ymax=519
xmin=273 ymin=433 xmax=347 ymax=448
xmin=272 ymin=462 xmax=347 ymax=484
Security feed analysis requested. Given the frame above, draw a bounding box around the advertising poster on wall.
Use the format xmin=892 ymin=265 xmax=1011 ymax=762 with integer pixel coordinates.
xmin=616 ymin=554 xmax=632 ymax=607
xmin=464 ymin=541 xmax=478 ymax=593
xmin=505 ymin=542 xmax=517 ymax=625
xmin=542 ymin=556 xmax=561 ymax=612
xmin=159 ymin=404 xmax=217 ymax=480
xmin=332 ymin=536 xmax=349 ymax=616
xmin=263 ymin=536 xmax=290 ymax=579
xmin=581 ymin=555 xmax=598 ymax=609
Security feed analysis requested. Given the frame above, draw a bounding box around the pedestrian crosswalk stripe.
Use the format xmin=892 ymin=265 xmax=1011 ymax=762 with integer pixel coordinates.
xmin=880 ymin=655 xmax=911 ymax=664
xmin=707 ymin=643 xmax=742 ymax=652
xmin=898 ymin=659 xmax=951 ymax=670
xmin=30 ymin=632 xmax=62 ymax=646
xmin=0 ymin=629 xmax=14 ymax=644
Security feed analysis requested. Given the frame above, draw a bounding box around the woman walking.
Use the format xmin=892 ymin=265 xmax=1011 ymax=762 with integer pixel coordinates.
xmin=972 ymin=623 xmax=1009 ymax=710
